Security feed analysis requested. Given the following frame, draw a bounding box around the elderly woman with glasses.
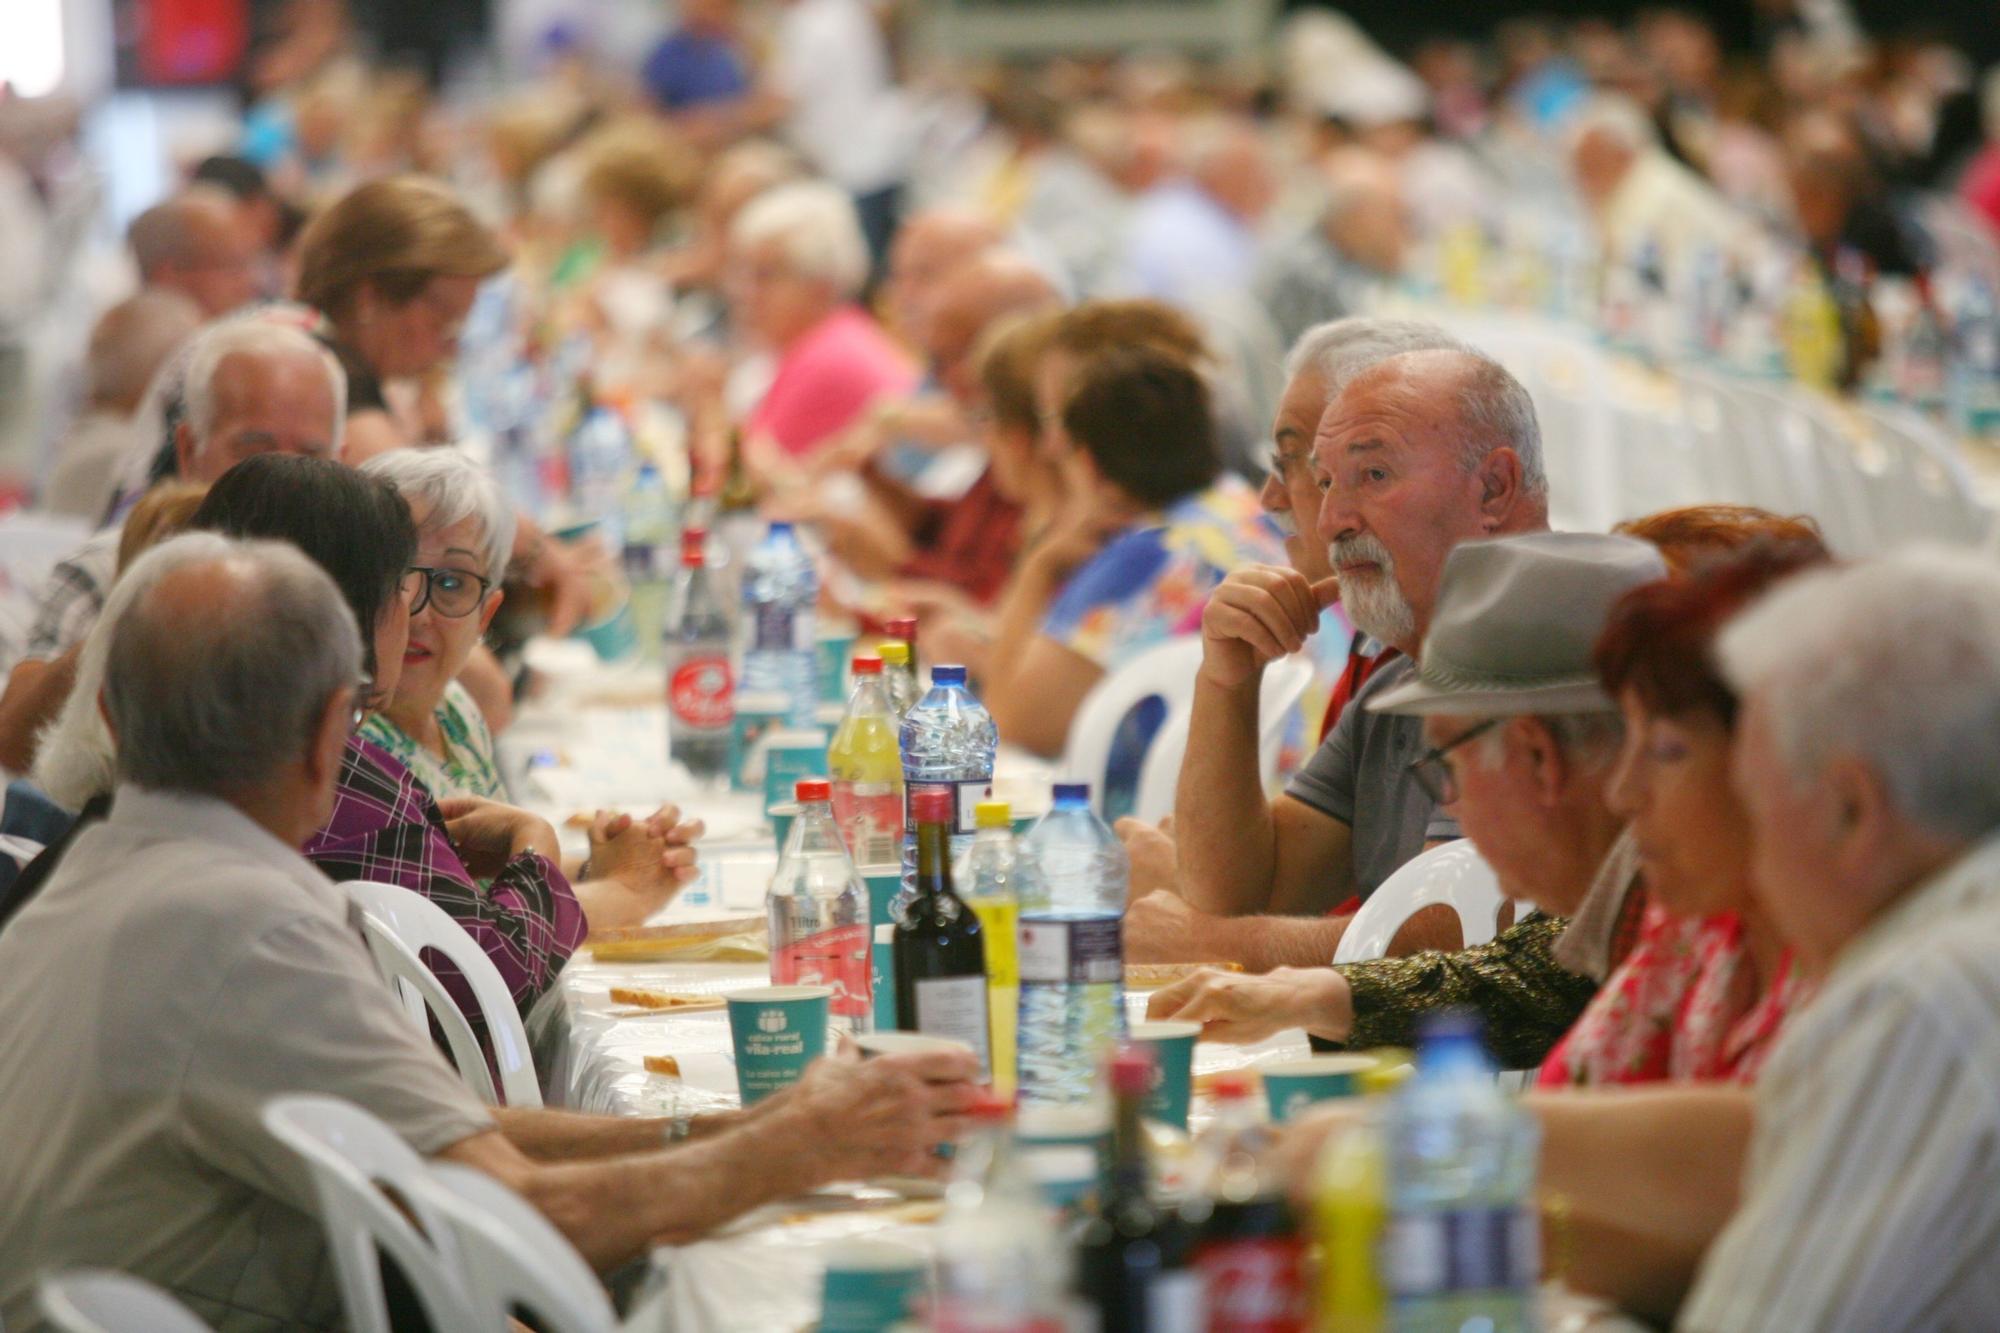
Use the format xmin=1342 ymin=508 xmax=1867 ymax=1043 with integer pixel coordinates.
xmin=359 ymin=449 xmax=702 ymax=924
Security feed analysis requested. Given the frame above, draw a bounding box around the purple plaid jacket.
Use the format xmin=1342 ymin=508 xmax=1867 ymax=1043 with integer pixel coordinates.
xmin=304 ymin=737 xmax=586 ymax=1036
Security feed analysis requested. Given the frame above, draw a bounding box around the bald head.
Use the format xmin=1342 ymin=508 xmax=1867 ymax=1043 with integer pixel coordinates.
xmin=885 ymin=207 xmax=1004 ymax=342
xmin=1191 ymin=122 xmax=1277 ymax=224
xmin=104 ymin=535 xmax=361 ymax=821
xmin=1332 ymin=348 xmax=1547 ymax=499
xmin=85 ymin=290 xmax=201 ymax=413
xmin=926 ymin=253 xmax=1062 ymax=404
xmin=127 ymin=188 xmax=261 ymax=317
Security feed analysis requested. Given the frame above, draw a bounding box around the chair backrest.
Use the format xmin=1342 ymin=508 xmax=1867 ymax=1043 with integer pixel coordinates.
xmin=38 ymin=1271 xmax=215 ymax=1333
xmin=1060 ymin=636 xmax=1203 ymax=815
xmin=342 ymin=879 xmax=543 ymax=1108
xmin=1130 ymin=651 xmax=1318 ymax=823
xmin=411 ymin=1163 xmax=617 ymax=1333
xmin=259 ymin=1095 xmax=475 ymax=1333
xmin=1331 ymin=840 xmax=1507 ymax=965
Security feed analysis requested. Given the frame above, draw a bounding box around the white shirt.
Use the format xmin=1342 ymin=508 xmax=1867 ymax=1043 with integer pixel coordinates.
xmin=771 ymin=0 xmax=911 ymax=194
xmin=0 ymin=786 xmax=493 ymax=1332
xmin=1679 ymin=833 xmax=2000 ymax=1332
xmin=42 ymin=408 xmax=140 ymax=521
xmin=1120 ymin=179 xmax=1261 ymax=307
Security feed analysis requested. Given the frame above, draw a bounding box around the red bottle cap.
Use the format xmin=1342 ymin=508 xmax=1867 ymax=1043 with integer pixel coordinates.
xmin=851 ymin=654 xmax=883 ymax=675
xmin=794 ymin=778 xmax=831 ymax=803
xmin=886 ymin=615 xmax=918 ymax=641
xmin=910 ymin=789 xmax=953 ymax=824
xmin=966 ymin=1090 xmax=1015 ymax=1121
xmin=1108 ymin=1045 xmax=1156 ymax=1097
xmin=1209 ymin=1071 xmax=1253 ymax=1101
xmin=679 ymin=528 xmax=708 ymax=567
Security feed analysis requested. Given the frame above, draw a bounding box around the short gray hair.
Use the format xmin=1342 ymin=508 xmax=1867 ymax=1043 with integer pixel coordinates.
xmin=182 ymin=314 xmax=347 ymax=445
xmin=1282 ymin=316 xmax=1470 ymax=398
xmin=731 ymin=180 xmax=870 ymax=297
xmin=1472 ymin=711 xmax=1625 ymax=771
xmin=85 ymin=290 xmax=202 ymax=408
xmin=103 ymin=535 xmax=363 ymax=798
xmin=361 ymin=447 xmax=516 ymax=583
xmin=1717 ymin=547 xmax=2000 ymax=844
xmin=32 ymin=532 xmax=237 ymax=808
xmin=1338 ymin=345 xmax=1547 ymax=500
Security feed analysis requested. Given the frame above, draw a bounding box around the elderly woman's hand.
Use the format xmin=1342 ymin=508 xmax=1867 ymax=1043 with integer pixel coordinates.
xmin=579 ymin=804 xmax=704 ymax=926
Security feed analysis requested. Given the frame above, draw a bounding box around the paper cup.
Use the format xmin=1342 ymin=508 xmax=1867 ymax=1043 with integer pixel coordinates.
xmin=819 ymin=1239 xmax=927 ymax=1333
xmin=853 ymin=1032 xmax=973 ymax=1059
xmin=863 ymin=870 xmax=903 ymax=934
xmin=1023 ymin=1145 xmax=1101 ymax=1213
xmin=730 ymin=692 xmax=790 ymax=791
xmin=768 ymin=801 xmax=802 ymax=854
xmin=1018 ymin=1101 xmax=1112 ymax=1181
xmin=761 ymin=728 xmax=828 ymax=814
xmin=1261 ymin=1054 xmax=1376 ymax=1123
xmin=872 ymin=924 xmax=897 ymax=1032
xmin=726 ymin=985 xmax=831 ymax=1105
xmin=1129 ymin=1020 xmax=1201 ymax=1129
xmin=816 ymin=630 xmax=859 ymax=704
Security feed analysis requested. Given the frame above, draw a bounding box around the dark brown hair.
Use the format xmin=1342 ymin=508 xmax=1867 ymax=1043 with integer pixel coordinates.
xmin=1060 ymin=345 xmax=1219 ymax=508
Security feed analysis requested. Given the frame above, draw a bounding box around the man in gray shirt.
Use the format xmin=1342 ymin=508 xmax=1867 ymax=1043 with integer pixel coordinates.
xmin=0 ymin=536 xmax=974 ymax=1332
xmin=1125 ymin=333 xmax=1548 ymax=970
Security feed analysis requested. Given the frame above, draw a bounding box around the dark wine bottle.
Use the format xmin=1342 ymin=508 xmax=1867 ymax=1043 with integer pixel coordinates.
xmin=892 ymin=788 xmax=991 ymax=1076
xmin=1077 ymin=1047 xmax=1200 ymax=1333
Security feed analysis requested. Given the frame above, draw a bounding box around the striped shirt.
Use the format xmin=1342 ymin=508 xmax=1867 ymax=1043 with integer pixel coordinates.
xmin=1679 ymin=833 xmax=2000 ymax=1332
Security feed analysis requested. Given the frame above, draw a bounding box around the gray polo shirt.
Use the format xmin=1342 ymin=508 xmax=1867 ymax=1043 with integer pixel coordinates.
xmin=1282 ymin=654 xmax=1461 ymax=904
xmin=0 ymin=786 xmax=494 ymax=1332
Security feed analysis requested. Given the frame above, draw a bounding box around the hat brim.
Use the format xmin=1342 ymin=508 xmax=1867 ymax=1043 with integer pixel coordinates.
xmin=1366 ymin=676 xmax=1616 ymax=717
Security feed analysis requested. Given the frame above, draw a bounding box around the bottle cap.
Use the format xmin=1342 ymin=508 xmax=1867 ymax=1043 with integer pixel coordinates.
xmin=1107 ymin=1045 xmax=1156 ymax=1097
xmin=768 ymin=520 xmax=794 ymax=536
xmin=930 ymin=665 xmax=967 ymax=686
xmin=1052 ymin=782 xmax=1090 ymax=807
xmin=1362 ymin=1059 xmax=1414 ymax=1096
xmin=886 ymin=615 xmax=918 ymax=641
xmin=966 ymin=1090 xmax=1015 ymax=1122
xmin=878 ymin=640 xmax=910 ymax=665
xmin=910 ymin=789 xmax=954 ymax=824
xmin=679 ymin=528 xmax=707 ymax=566
xmin=794 ymin=778 xmax=831 ymax=803
xmin=851 ymin=654 xmax=883 ymax=675
xmin=974 ymin=800 xmax=1013 ymax=829
xmin=1209 ymin=1071 xmax=1253 ymax=1101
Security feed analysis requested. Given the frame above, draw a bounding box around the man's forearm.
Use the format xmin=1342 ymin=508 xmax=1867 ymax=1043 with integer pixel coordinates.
xmin=1223 ymin=913 xmax=1347 ymax=972
xmin=496 ymin=1099 xmax=768 ymax=1161
xmin=1176 ymin=674 xmax=1279 ymax=915
xmin=1529 ymin=1086 xmax=1753 ymax=1247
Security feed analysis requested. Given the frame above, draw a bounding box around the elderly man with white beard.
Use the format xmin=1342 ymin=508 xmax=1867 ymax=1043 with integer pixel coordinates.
xmin=1124 ymin=344 xmax=1550 ymax=970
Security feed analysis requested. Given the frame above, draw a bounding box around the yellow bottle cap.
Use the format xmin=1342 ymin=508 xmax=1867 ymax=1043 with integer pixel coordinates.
xmin=974 ymin=800 xmax=1013 ymax=829
xmin=878 ymin=641 xmax=911 ymax=665
xmin=1360 ymin=1053 xmax=1414 ymax=1096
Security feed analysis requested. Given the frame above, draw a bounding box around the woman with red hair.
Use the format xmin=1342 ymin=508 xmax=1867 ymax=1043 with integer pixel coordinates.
xmin=1539 ymin=523 xmax=1828 ymax=1087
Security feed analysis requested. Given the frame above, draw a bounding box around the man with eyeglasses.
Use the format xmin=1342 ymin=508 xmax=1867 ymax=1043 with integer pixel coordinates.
xmin=1148 ymin=533 xmax=1661 ymax=1068
xmin=1123 ymin=325 xmax=1548 ymax=974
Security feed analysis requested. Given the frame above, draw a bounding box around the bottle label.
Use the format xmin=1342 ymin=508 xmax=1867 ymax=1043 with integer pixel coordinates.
xmin=1197 ymin=1236 xmax=1306 ymax=1332
xmin=831 ymin=782 xmax=904 ymax=867
xmin=912 ymin=974 xmax=991 ymax=1077
xmin=1017 ymin=916 xmax=1123 ymax=985
xmin=751 ymin=603 xmax=795 ymax=653
xmin=1147 ymin=1270 xmax=1205 ymax=1333
xmin=906 ymin=779 xmax=992 ymax=837
xmin=668 ymin=655 xmax=735 ymax=729
xmin=970 ymin=900 xmax=1019 ymax=988
xmin=1385 ymin=1206 xmax=1537 ymax=1297
xmin=772 ymin=923 xmax=870 ymax=1020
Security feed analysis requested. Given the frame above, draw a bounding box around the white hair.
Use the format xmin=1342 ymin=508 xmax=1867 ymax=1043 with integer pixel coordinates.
xmin=1717 ymin=547 xmax=2000 ymax=843
xmin=731 ymin=181 xmax=870 ymax=298
xmin=32 ymin=532 xmax=238 ymax=808
xmin=1282 ymin=317 xmax=1471 ymax=399
xmin=181 ymin=313 xmax=347 ymax=445
xmin=1471 ymin=711 xmax=1625 ymax=771
xmin=1566 ymin=94 xmax=1659 ymax=155
xmin=361 ymin=447 xmax=516 ymax=583
xmin=104 ymin=535 xmax=363 ymax=798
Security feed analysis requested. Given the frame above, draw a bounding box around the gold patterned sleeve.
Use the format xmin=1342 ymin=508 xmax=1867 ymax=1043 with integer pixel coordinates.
xmin=1337 ymin=915 xmax=1600 ymax=1070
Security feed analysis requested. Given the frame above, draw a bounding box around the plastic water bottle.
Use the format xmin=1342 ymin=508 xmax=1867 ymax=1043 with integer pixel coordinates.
xmin=1946 ymin=275 xmax=2000 ymax=438
xmin=1381 ymin=1012 xmax=1539 ymax=1332
xmin=569 ymin=401 xmax=635 ymax=552
xmin=935 ymin=1092 xmax=1074 ymax=1330
xmin=1016 ymin=783 xmax=1129 ymax=1107
xmin=767 ymin=778 xmax=871 ymax=1034
xmin=827 ymin=654 xmax=904 ymax=868
xmin=897 ymin=665 xmax=996 ymax=900
xmin=741 ymin=521 xmax=818 ymax=726
xmin=955 ymin=800 xmax=1037 ymax=1096
xmin=623 ymin=462 xmax=677 ymax=657
xmin=877 ymin=639 xmax=920 ymax=715
xmin=664 ymin=527 xmax=735 ymax=786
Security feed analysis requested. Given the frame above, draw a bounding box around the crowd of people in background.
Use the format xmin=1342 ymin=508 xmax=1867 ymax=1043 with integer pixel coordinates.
xmin=0 ymin=0 xmax=1998 ymax=1327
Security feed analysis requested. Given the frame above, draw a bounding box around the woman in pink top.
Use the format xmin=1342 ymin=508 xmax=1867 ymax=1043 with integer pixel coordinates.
xmin=728 ymin=181 xmax=917 ymax=461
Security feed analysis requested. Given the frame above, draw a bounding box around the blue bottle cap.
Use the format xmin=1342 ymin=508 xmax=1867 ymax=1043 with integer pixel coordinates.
xmin=767 ymin=520 xmax=794 ymax=536
xmin=1052 ymin=782 xmax=1090 ymax=806
xmin=930 ymin=665 xmax=967 ymax=686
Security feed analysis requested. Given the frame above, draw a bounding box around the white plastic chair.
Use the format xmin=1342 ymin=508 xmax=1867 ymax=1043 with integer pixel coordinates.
xmin=343 ymin=880 xmax=544 ymax=1108
xmin=1130 ymin=652 xmax=1316 ymax=823
xmin=38 ymin=1271 xmax=215 ymax=1333
xmin=412 ymin=1163 xmax=620 ymax=1333
xmin=1060 ymin=636 xmax=1203 ymax=815
xmin=259 ymin=1095 xmax=475 ymax=1333
xmin=1331 ymin=840 xmax=1507 ymax=965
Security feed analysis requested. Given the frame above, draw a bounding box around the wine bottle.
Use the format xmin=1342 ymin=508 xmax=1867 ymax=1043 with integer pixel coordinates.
xmin=892 ymin=787 xmax=991 ymax=1077
xmin=1077 ymin=1047 xmax=1200 ymax=1333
